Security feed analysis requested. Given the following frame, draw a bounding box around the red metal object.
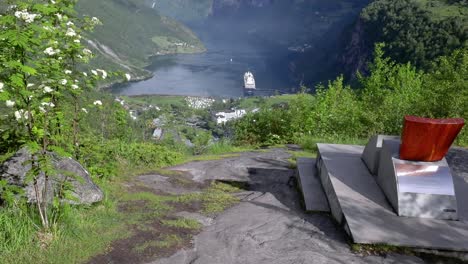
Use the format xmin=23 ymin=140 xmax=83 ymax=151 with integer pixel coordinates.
xmin=400 ymin=116 xmax=465 ymax=162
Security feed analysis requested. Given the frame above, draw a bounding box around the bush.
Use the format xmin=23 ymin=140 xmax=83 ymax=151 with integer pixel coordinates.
xmin=233 ymin=45 xmax=468 ymax=147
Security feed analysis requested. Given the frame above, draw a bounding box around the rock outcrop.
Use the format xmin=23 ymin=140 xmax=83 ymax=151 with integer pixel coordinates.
xmin=0 ymin=148 xmax=103 ymax=205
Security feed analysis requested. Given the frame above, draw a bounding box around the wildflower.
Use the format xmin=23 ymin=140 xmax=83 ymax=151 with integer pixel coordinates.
xmin=125 ymin=73 xmax=131 ymax=81
xmin=56 ymin=13 xmax=63 ymax=20
xmin=93 ymin=100 xmax=102 ymax=106
xmin=64 ymin=70 xmax=72 ymax=74
xmin=66 ymin=28 xmax=76 ymax=37
xmin=91 ymin=70 xmax=98 ymax=76
xmin=14 ymin=110 xmax=26 ymax=120
xmin=0 ymin=82 xmax=3 ymax=92
xmin=43 ymin=86 xmax=53 ymax=93
xmin=60 ymin=79 xmax=67 ymax=85
xmin=97 ymin=69 xmax=107 ymax=79
xmin=83 ymin=49 xmax=92 ymax=55
xmin=41 ymin=102 xmax=55 ymax=108
xmin=66 ymin=21 xmax=74 ymax=26
xmin=91 ymin=17 xmax=101 ymax=25
xmin=27 ymin=83 xmax=34 ymax=87
xmin=39 ymin=106 xmax=46 ymax=113
xmin=6 ymin=100 xmax=15 ymax=107
xmin=15 ymin=10 xmax=38 ymax=23
xmin=83 ymin=72 xmax=88 ymax=77
xmin=51 ymin=0 xmax=56 ymax=4
xmin=74 ymin=39 xmax=80 ymax=43
xmin=82 ymin=108 xmax=88 ymax=114
xmin=71 ymin=84 xmax=79 ymax=90
xmin=44 ymin=47 xmax=60 ymax=56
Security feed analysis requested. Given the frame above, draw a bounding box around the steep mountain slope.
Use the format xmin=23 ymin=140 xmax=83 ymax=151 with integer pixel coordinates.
xmin=152 ymin=0 xmax=213 ymax=22
xmin=341 ymin=0 xmax=468 ymax=76
xmin=76 ymin=0 xmax=205 ymax=78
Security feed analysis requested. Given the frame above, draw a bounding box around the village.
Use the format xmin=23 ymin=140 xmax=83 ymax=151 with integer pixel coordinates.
xmin=114 ymin=95 xmax=259 ymax=149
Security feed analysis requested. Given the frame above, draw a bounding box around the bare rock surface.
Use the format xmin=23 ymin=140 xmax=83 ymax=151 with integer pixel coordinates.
xmin=0 ymin=148 xmax=103 ymax=204
xmin=150 ymin=148 xmax=454 ymax=264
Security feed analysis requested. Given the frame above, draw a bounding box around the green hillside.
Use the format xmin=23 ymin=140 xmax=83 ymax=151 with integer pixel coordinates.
xmin=359 ymin=0 xmax=467 ymax=69
xmin=154 ymin=0 xmax=213 ymax=22
xmin=75 ymin=0 xmax=205 ymax=77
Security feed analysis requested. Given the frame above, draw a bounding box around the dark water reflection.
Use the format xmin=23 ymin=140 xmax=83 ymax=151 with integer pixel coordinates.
xmin=112 ymin=27 xmax=297 ymax=98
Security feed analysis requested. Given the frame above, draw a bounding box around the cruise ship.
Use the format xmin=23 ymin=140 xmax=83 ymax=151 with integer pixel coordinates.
xmin=244 ymin=71 xmax=256 ymax=94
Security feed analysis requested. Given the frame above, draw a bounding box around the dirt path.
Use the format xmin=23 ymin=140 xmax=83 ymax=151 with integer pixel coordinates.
xmin=89 ymin=148 xmax=468 ymax=264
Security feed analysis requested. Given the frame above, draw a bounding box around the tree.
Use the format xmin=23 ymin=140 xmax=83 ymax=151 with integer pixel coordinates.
xmin=0 ymin=0 xmax=122 ymax=230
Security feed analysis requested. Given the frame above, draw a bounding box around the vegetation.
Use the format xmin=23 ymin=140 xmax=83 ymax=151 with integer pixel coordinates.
xmin=0 ymin=0 xmax=466 ymax=263
xmin=360 ymin=0 xmax=467 ymax=69
xmin=75 ymin=0 xmax=205 ymax=78
xmin=233 ymin=44 xmax=468 ymax=147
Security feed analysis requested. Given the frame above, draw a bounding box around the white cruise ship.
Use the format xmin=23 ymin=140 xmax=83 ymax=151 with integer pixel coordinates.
xmin=244 ymin=71 xmax=256 ymax=90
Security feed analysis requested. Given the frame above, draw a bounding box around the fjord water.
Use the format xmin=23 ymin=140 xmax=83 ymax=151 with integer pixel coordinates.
xmin=113 ymin=26 xmax=295 ymax=98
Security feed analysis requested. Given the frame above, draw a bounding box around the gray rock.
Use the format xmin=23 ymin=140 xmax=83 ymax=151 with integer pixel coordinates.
xmin=150 ymin=149 xmax=427 ymax=264
xmin=0 ymin=148 xmax=103 ymax=205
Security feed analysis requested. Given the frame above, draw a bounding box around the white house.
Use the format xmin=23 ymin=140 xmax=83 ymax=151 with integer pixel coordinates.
xmin=215 ymin=109 xmax=246 ymax=125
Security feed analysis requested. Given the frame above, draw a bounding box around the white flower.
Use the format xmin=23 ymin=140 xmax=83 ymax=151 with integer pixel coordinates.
xmin=27 ymin=83 xmax=34 ymax=87
xmin=43 ymin=26 xmax=52 ymax=31
xmin=56 ymin=13 xmax=63 ymax=20
xmin=41 ymin=102 xmax=55 ymax=108
xmin=66 ymin=21 xmax=74 ymax=26
xmin=97 ymin=69 xmax=107 ymax=79
xmin=73 ymin=39 xmax=80 ymax=43
xmin=39 ymin=106 xmax=46 ymax=113
xmin=0 ymin=82 xmax=3 ymax=92
xmin=6 ymin=100 xmax=15 ymax=107
xmin=60 ymin=79 xmax=67 ymax=85
xmin=91 ymin=70 xmax=98 ymax=76
xmin=14 ymin=110 xmax=23 ymax=120
xmin=71 ymin=84 xmax=79 ymax=90
xmin=64 ymin=70 xmax=72 ymax=74
xmin=93 ymin=100 xmax=102 ymax=106
xmin=65 ymin=28 xmax=76 ymax=37
xmin=44 ymin=47 xmax=60 ymax=56
xmin=81 ymin=108 xmax=88 ymax=114
xmin=83 ymin=72 xmax=88 ymax=77
xmin=125 ymin=73 xmax=131 ymax=81
xmin=15 ymin=10 xmax=38 ymax=23
xmin=91 ymin=17 xmax=101 ymax=25
xmin=83 ymin=49 xmax=92 ymax=55
xmin=43 ymin=86 xmax=53 ymax=93
xmin=51 ymin=0 xmax=56 ymax=4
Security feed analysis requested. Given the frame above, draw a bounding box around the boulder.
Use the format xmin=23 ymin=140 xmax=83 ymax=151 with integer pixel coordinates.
xmin=0 ymin=148 xmax=103 ymax=205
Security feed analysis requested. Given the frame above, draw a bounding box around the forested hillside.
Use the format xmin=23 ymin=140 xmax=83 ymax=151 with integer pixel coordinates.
xmin=76 ymin=0 xmax=205 ymax=79
xmin=342 ymin=0 xmax=468 ymax=75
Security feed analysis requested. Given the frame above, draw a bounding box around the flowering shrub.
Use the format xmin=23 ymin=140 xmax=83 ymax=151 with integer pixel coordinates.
xmin=0 ymin=0 xmax=125 ymax=229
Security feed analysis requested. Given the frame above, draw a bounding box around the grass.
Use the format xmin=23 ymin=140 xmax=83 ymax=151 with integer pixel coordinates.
xmin=175 ymin=182 xmax=241 ymax=214
xmin=287 ymin=150 xmax=317 ymax=169
xmin=238 ymin=94 xmax=304 ymax=111
xmin=133 ymin=234 xmax=183 ymax=253
xmin=0 ymin=200 xmax=130 ymax=264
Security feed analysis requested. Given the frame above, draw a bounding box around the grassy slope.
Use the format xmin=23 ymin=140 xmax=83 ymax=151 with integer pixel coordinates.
xmin=154 ymin=0 xmax=213 ymax=22
xmin=414 ymin=0 xmax=468 ymax=21
xmin=75 ymin=0 xmax=205 ymax=76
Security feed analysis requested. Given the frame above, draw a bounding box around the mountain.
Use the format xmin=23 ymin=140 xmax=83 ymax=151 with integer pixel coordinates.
xmin=341 ymin=0 xmax=468 ymax=76
xmin=76 ymin=0 xmax=205 ymax=79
